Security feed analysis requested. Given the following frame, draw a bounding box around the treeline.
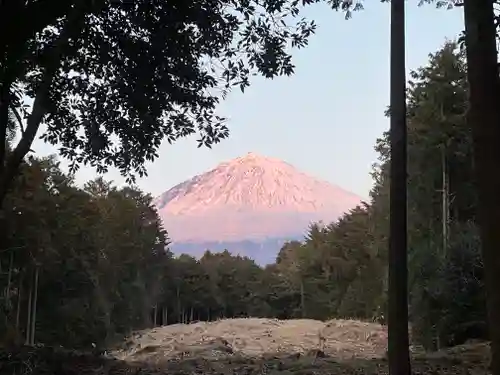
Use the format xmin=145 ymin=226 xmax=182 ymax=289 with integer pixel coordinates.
xmin=0 ymin=156 xmax=170 ymax=349
xmin=0 ymin=42 xmax=486 ymax=352
xmin=153 ymin=213 xmax=386 ymax=327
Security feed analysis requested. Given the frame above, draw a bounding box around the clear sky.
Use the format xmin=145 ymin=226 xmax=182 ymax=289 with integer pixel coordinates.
xmin=32 ymin=2 xmax=463 ymax=200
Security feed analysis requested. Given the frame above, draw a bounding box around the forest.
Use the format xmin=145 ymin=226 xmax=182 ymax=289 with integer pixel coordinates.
xmin=0 ymin=42 xmax=485 ymax=354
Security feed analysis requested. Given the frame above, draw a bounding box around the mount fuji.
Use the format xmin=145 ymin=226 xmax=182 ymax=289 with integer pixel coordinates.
xmin=154 ymin=153 xmax=362 ymax=264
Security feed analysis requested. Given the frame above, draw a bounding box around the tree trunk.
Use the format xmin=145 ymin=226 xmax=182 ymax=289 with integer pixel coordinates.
xmin=463 ymin=1 xmax=500 ymax=375
xmin=300 ymin=278 xmax=306 ymax=318
xmin=190 ymin=306 xmax=194 ymax=323
xmin=24 ymin=268 xmax=32 ymax=345
xmin=5 ymin=250 xmax=13 ymax=310
xmin=153 ymin=305 xmax=157 ymax=327
xmin=176 ymin=285 xmax=181 ymax=323
xmin=441 ymin=145 xmax=449 ymax=259
xmin=387 ymin=0 xmax=411 ymax=372
xmin=29 ymin=266 xmax=38 ymax=345
xmin=15 ymin=269 xmax=23 ymax=330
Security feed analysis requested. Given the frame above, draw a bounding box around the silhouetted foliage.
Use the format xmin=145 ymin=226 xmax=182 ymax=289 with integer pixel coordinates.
xmin=0 ymin=0 xmax=361 ymax=206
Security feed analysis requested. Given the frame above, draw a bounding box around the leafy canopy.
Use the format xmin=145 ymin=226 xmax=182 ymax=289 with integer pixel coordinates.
xmin=1 ymin=0 xmax=360 ymax=184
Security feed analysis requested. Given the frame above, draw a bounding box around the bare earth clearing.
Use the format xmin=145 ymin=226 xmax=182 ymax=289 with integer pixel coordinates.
xmin=114 ymin=318 xmax=388 ymax=362
xmin=1 ymin=318 xmax=492 ymax=374
xmin=110 ymin=318 xmax=490 ymax=374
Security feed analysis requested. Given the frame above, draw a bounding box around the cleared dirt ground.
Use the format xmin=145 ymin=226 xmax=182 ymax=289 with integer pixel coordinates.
xmin=1 ymin=318 xmax=492 ymax=374
xmin=108 ymin=318 xmax=490 ymax=374
xmin=113 ymin=318 xmax=389 ymax=362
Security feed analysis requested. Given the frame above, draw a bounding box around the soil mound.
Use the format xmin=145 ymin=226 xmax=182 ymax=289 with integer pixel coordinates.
xmin=112 ymin=318 xmax=388 ymax=363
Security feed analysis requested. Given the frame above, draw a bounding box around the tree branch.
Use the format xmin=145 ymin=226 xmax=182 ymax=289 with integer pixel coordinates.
xmin=10 ymin=106 xmax=25 ymax=136
xmin=0 ymin=3 xmax=87 ymax=206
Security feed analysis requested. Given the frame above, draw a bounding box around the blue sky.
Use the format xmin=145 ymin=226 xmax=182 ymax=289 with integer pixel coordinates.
xmin=33 ymin=2 xmax=463 ymax=200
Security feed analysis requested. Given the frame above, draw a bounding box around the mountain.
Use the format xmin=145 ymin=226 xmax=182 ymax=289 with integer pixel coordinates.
xmin=154 ymin=152 xmax=362 ymax=264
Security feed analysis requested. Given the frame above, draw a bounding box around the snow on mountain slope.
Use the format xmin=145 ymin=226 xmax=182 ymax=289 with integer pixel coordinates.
xmin=154 ymin=153 xmax=362 ymax=243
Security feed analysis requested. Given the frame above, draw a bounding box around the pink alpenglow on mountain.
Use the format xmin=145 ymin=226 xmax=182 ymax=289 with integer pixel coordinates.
xmin=154 ymin=153 xmax=362 ymax=244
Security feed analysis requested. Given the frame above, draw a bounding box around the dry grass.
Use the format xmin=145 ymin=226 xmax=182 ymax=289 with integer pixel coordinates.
xmin=112 ymin=317 xmax=388 ymax=363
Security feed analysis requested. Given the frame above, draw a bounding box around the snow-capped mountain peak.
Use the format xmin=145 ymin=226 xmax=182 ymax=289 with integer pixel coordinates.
xmin=154 ymin=153 xmax=361 ymax=243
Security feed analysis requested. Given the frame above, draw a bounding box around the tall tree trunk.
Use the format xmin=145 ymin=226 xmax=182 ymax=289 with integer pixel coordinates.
xmin=24 ymin=268 xmax=32 ymax=345
xmin=15 ymin=269 xmax=23 ymax=330
xmin=387 ymin=0 xmax=411 ymax=372
xmin=29 ymin=266 xmax=38 ymax=345
xmin=153 ymin=305 xmax=157 ymax=327
xmin=463 ymin=1 xmax=500 ymax=375
xmin=441 ymin=145 xmax=449 ymax=259
xmin=300 ymin=278 xmax=306 ymax=318
xmin=5 ymin=250 xmax=13 ymax=311
xmin=176 ymin=285 xmax=181 ymax=324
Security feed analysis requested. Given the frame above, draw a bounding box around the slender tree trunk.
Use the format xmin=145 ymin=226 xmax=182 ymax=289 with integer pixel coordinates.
xmin=441 ymin=145 xmax=449 ymax=259
xmin=29 ymin=266 xmax=38 ymax=345
xmin=176 ymin=285 xmax=181 ymax=323
xmin=190 ymin=306 xmax=194 ymax=323
xmin=15 ymin=269 xmax=23 ymax=330
xmin=387 ymin=0 xmax=411 ymax=372
xmin=300 ymin=278 xmax=306 ymax=318
xmin=5 ymin=250 xmax=13 ymax=310
xmin=24 ymin=269 xmax=32 ymax=345
xmin=463 ymin=1 xmax=500 ymax=375
xmin=153 ymin=305 xmax=157 ymax=327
